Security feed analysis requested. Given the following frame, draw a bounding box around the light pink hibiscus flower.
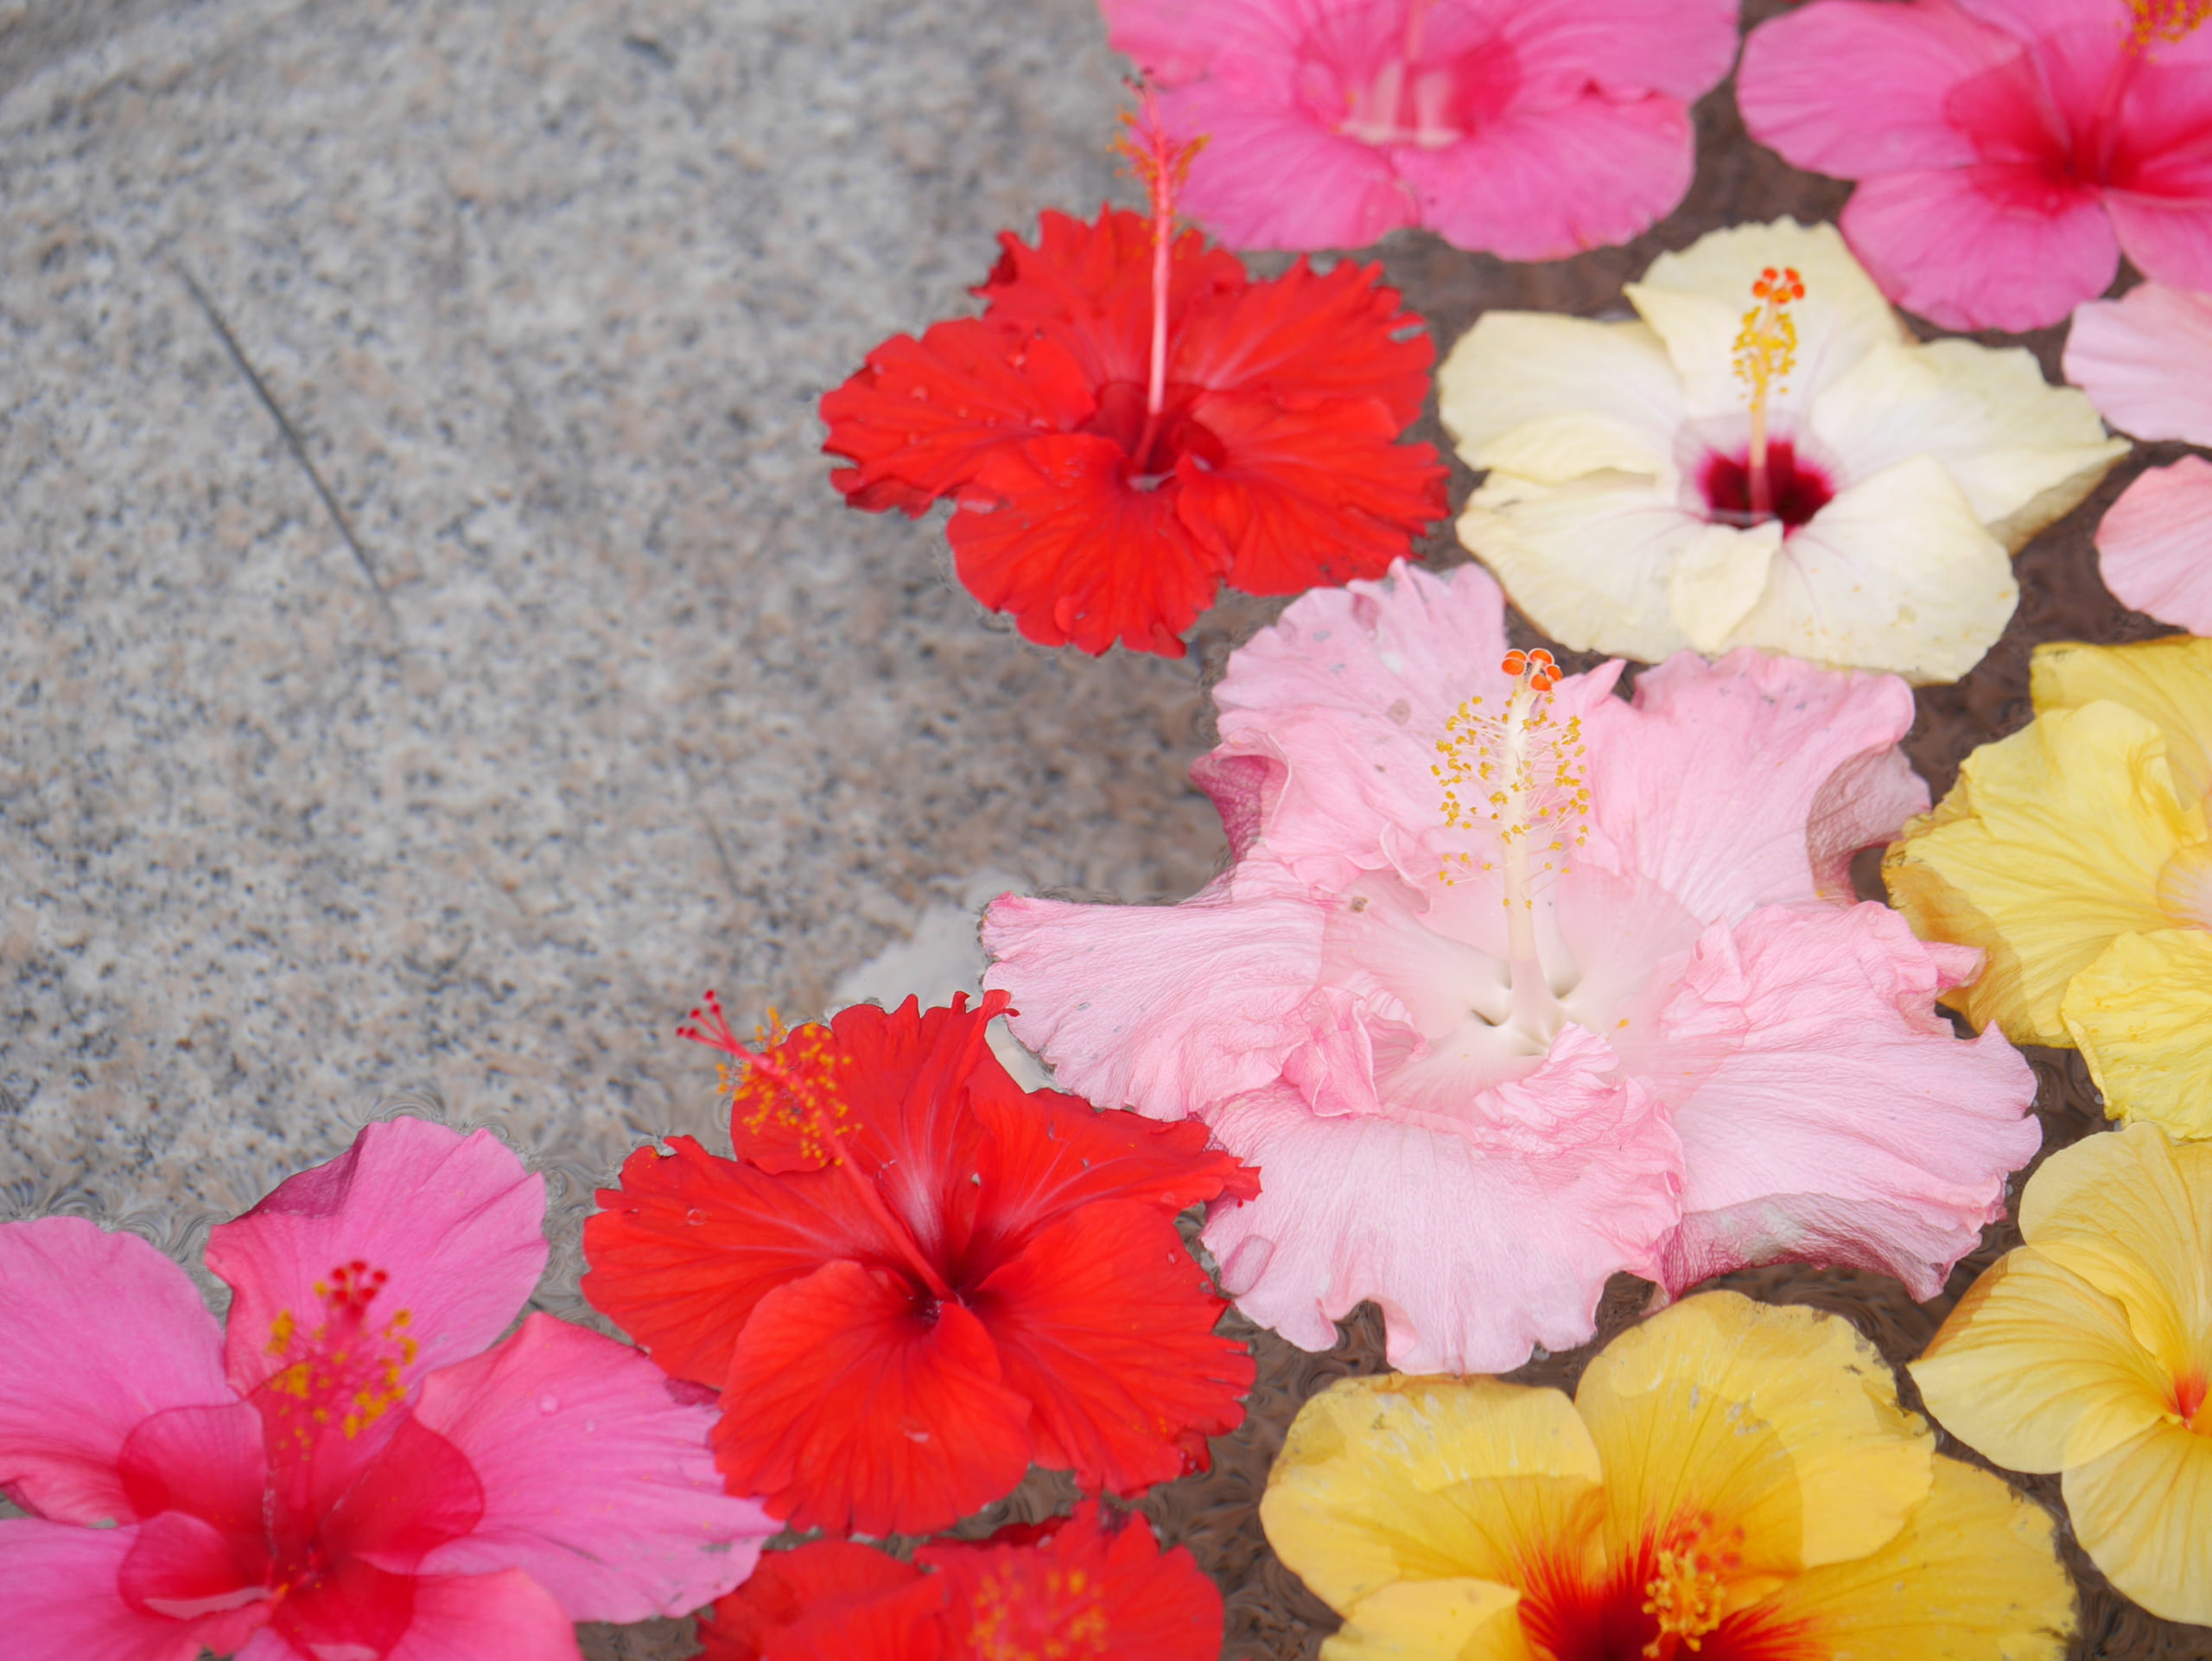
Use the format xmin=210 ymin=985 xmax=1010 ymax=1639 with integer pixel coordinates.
xmin=1098 ymin=0 xmax=1740 ymax=257
xmin=2067 ymin=280 xmax=2212 ymax=629
xmin=982 ymin=561 xmax=2040 ymax=1373
xmin=0 ymin=1115 xmax=773 ymax=1661
xmin=1740 ymin=0 xmax=2212 ymax=333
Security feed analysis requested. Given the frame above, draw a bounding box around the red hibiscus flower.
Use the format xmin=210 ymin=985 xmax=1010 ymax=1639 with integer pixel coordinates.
xmin=582 ymin=991 xmax=1259 ymax=1538
xmin=819 ymin=104 xmax=1447 ymax=659
xmin=696 ymin=1502 xmax=1224 ymax=1661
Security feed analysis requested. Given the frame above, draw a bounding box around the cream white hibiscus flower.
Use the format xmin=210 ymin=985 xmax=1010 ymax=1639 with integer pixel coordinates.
xmin=1440 ymin=219 xmax=2126 ymax=683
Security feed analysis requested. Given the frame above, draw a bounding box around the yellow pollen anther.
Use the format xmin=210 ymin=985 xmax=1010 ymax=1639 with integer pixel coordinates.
xmin=1641 ymin=1514 xmax=1744 ymax=1658
xmin=2127 ymin=0 xmax=2212 ymax=49
xmin=262 ymin=1263 xmax=416 ymax=1450
xmin=680 ymin=990 xmax=855 ymax=1167
xmin=1432 ymin=651 xmax=1588 ymax=892
xmin=1733 ymin=266 xmax=1803 ymax=404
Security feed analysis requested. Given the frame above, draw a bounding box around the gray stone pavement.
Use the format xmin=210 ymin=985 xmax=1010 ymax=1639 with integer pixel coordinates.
xmin=0 ymin=0 xmax=1247 ymax=1251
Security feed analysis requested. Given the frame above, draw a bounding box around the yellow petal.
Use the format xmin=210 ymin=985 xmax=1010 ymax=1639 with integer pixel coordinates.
xmin=1436 ymin=312 xmax=1683 ymax=485
xmin=2031 ymin=635 xmax=2212 ymax=806
xmin=1573 ymin=1291 xmax=1930 ymax=1574
xmin=1319 ymin=1578 xmax=1536 ymax=1661
xmin=1715 ymin=454 xmax=2015 ymax=684
xmin=1910 ymin=1249 xmax=2174 ymax=1473
xmin=1626 ymin=219 xmax=1903 ymax=422
xmin=1667 ymin=519 xmax=1783 ymax=655
xmin=1807 ymin=337 xmax=2124 ymax=548
xmin=2063 ymin=1418 xmax=2212 ymax=1626
xmin=2062 ymin=928 xmax=2212 ymax=1136
xmin=2018 ymin=1122 xmax=2212 ymax=1386
xmin=1883 ymin=701 xmax=2196 ymax=1043
xmin=1261 ymin=1373 xmax=1604 ymax=1617
xmin=1763 ymin=1457 xmax=2075 ymax=1660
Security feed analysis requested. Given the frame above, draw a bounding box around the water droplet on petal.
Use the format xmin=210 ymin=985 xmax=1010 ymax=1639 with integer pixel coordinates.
xmin=684 ymin=1208 xmax=709 ymax=1225
xmin=538 ymin=1395 xmax=560 ymax=1414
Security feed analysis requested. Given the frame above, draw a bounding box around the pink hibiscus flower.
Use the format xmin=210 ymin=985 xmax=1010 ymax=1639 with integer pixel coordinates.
xmin=1740 ymin=0 xmax=2212 ymax=333
xmin=2066 ymin=280 xmax=2212 ymax=629
xmin=982 ymin=561 xmax=2041 ymax=1373
xmin=0 ymin=1115 xmax=774 ymax=1661
xmin=1098 ymin=0 xmax=1740 ymax=257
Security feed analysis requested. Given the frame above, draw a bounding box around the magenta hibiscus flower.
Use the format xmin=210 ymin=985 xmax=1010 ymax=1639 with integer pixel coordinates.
xmin=1741 ymin=0 xmax=2212 ymax=332
xmin=983 ymin=561 xmax=2042 ymax=1374
xmin=1100 ymin=0 xmax=1740 ymax=256
xmin=0 ymin=1116 xmax=773 ymax=1661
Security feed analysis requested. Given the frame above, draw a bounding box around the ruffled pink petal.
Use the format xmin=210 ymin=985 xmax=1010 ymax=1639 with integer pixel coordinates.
xmin=0 ymin=1218 xmax=232 ymax=1526
xmin=1739 ymin=0 xmax=2018 ymax=177
xmin=1497 ymin=0 xmax=1738 ymax=104
xmin=2095 ymin=458 xmax=2212 ymax=633
xmin=1159 ymin=83 xmax=1415 ymax=251
xmin=2064 ymin=282 xmax=2212 ymax=445
xmin=1392 ymin=92 xmax=1695 ymax=261
xmin=1805 ymin=746 xmax=1930 ymax=905
xmin=382 ymin=1569 xmax=581 ymax=1661
xmin=1619 ymin=904 xmax=2039 ymax=1301
xmin=1581 ymin=651 xmax=1922 ymax=926
xmin=410 ymin=1314 xmax=771 ymax=1622
xmin=116 ymin=1510 xmax=272 ymax=1652
xmin=3 ymin=1518 xmax=207 ymax=1661
xmin=1198 ymin=1034 xmax=1684 ymax=1374
xmin=1838 ymin=163 xmax=2119 ymax=332
xmin=206 ymin=1117 xmax=548 ymax=1399
xmin=982 ymin=862 xmax=1325 ymax=1121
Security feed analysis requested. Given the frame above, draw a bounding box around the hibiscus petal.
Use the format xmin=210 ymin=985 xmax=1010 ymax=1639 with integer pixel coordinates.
xmin=948 ymin=433 xmax=1225 ymax=659
xmin=970 ymin=1200 xmax=1250 ymax=1495
xmin=0 ymin=1217 xmax=231 ymax=1526
xmin=1197 ymin=1053 xmax=1683 ymax=1375
xmin=1156 ymin=82 xmax=1416 ymax=252
xmin=582 ymin=1136 xmax=886 ymax=1391
xmin=381 ymin=1569 xmax=582 ymax=1661
xmin=1395 ymin=93 xmax=1695 ymax=262
xmin=2062 ymin=927 xmax=2212 ymax=1136
xmin=116 ymin=1509 xmax=272 ymax=1650
xmin=1583 ymin=648 xmax=1922 ymax=924
xmin=1837 ymin=164 xmax=2118 ymax=334
xmin=1624 ymin=903 xmax=2039 ymax=1301
xmin=2094 ymin=458 xmax=2212 ymax=636
xmin=116 ymin=1401 xmax=268 ymax=1543
xmin=2029 ymin=634 xmax=2212 ymax=805
xmin=983 ymin=862 xmax=1326 ymax=1122
xmin=207 ymin=1117 xmax=548 ymax=1400
xmin=2063 ymin=1418 xmax=2212 ymax=1627
xmin=2063 ymin=283 xmax=2212 ymax=447
xmin=3 ymin=1517 xmax=209 ymax=1661
xmin=1911 ymin=1248 xmax=2177 ymax=1475
xmin=2103 ymin=76 xmax=2212 ymax=294
xmin=718 ymin=1259 xmax=1033 ymax=1537
xmin=1438 ymin=313 xmax=1683 ymax=484
xmin=694 ymin=1540 xmax=944 ymax=1661
xmin=1499 ymin=0 xmax=1738 ymax=103
xmin=401 ymin=1314 xmax=767 ymax=1621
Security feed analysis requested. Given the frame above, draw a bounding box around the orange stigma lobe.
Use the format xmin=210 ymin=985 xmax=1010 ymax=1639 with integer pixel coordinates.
xmin=1500 ymin=647 xmax=1560 ymax=692
xmin=2127 ymin=0 xmax=2212 ymax=48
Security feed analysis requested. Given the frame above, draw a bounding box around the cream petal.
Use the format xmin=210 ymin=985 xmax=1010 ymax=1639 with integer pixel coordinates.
xmin=1911 ymin=1248 xmax=2177 ymax=1475
xmin=1718 ymin=455 xmax=2016 ymax=684
xmin=2062 ymin=928 xmax=2212 ymax=1137
xmin=1437 ymin=312 xmax=1683 ymax=483
xmin=1456 ymin=473 xmax=1705 ymax=665
xmin=2063 ymin=1418 xmax=2212 ymax=1627
xmin=2031 ymin=635 xmax=2212 ymax=807
xmin=1808 ymin=337 xmax=2125 ymax=546
xmin=1626 ymin=219 xmax=1905 ymax=422
xmin=1667 ymin=519 xmax=1783 ymax=655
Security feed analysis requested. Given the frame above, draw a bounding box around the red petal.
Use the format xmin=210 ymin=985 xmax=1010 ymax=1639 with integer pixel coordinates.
xmin=970 ymin=1201 xmax=1251 ymax=1494
xmin=1173 ymin=256 xmax=1434 ymax=427
xmin=718 ymin=1259 xmax=1033 ymax=1537
xmin=950 ymin=434 xmax=1225 ymax=657
xmin=919 ymin=1502 xmax=1223 ymax=1661
xmin=820 ymin=318 xmax=1096 ymax=516
xmin=696 ymin=1543 xmax=944 ymax=1661
xmin=1174 ymin=390 xmax=1447 ymax=595
xmin=582 ymin=1136 xmax=890 ymax=1391
xmin=976 ymin=208 xmax=1245 ymax=391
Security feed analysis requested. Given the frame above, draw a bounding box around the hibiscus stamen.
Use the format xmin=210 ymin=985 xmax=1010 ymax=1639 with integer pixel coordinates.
xmin=2126 ymin=0 xmax=2212 ymax=49
xmin=1116 ymin=86 xmax=1207 ymax=474
xmin=1640 ymin=1511 xmax=1743 ymax=1659
xmin=1732 ymin=266 xmax=1803 ymax=524
xmin=262 ymin=1263 xmax=418 ymax=1451
xmin=1433 ymin=649 xmax=1587 ymax=1042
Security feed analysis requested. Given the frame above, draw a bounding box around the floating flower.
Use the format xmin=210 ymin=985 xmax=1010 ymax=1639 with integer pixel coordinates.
xmin=0 ymin=1115 xmax=771 ymax=1661
xmin=1099 ymin=0 xmax=1740 ymax=257
xmin=1739 ymin=0 xmax=2212 ymax=332
xmin=818 ymin=104 xmax=1446 ymax=659
xmin=696 ymin=1502 xmax=1222 ymax=1661
xmin=582 ymin=992 xmax=1257 ymax=1538
xmin=2066 ymin=282 xmax=2212 ymax=631
xmin=1886 ymin=634 xmax=2212 ymax=1136
xmin=1264 ymin=1290 xmax=2076 ymax=1661
xmin=1913 ymin=1121 xmax=2212 ymax=1626
xmin=983 ymin=559 xmax=2040 ymax=1373
xmin=1442 ymin=218 xmax=2125 ymax=682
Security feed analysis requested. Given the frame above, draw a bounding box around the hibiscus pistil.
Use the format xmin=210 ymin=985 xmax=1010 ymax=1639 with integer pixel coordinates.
xmin=1732 ymin=265 xmax=1803 ymax=525
xmin=1115 ymin=89 xmax=1206 ymax=483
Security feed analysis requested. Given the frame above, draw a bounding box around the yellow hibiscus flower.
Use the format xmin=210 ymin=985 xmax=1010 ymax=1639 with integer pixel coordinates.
xmin=1885 ymin=635 xmax=2212 ymax=1135
xmin=1912 ymin=1122 xmax=2212 ymax=1627
xmin=1262 ymin=1291 xmax=2073 ymax=1661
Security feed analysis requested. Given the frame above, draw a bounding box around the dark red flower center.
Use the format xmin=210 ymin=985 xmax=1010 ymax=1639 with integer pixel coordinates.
xmin=1514 ymin=1522 xmax=1821 ymax=1661
xmin=1699 ymin=442 xmax=1833 ymax=531
xmin=1087 ymin=379 xmax=1224 ymax=487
